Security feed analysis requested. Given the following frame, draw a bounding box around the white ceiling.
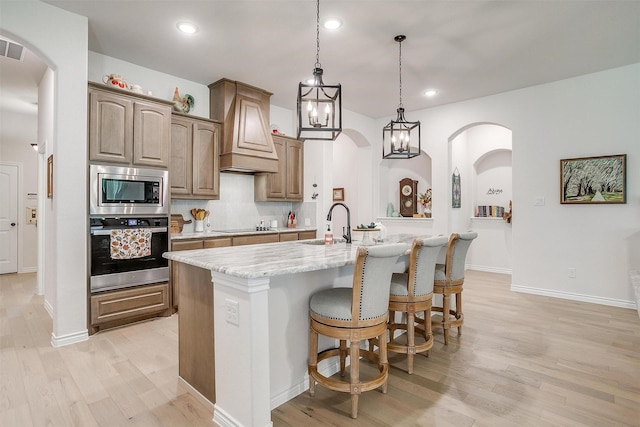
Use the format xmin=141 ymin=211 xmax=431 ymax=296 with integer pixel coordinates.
xmin=4 ymin=1 xmax=640 ymax=119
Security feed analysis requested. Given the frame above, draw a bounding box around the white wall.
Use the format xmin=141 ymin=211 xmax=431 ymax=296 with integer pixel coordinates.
xmin=0 ymin=110 xmax=38 ymax=272
xmin=88 ymin=51 xmax=210 ymax=119
xmin=1 ymin=0 xmax=89 ymax=345
xmin=372 ymin=64 xmax=640 ymax=308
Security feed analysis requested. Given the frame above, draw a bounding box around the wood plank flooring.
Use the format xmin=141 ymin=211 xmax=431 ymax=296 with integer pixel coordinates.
xmin=2 ymin=271 xmax=639 ymax=426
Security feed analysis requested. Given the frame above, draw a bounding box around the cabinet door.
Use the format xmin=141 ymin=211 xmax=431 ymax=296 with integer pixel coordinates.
xmin=170 ymin=117 xmax=193 ymax=196
xmin=172 ymin=240 xmax=204 ymax=251
xmin=192 ymin=121 xmax=220 ymax=198
xmin=133 ymin=100 xmax=171 ymax=168
xmin=203 ymin=237 xmax=232 ymax=248
xmin=286 ymin=139 xmax=304 ymax=200
xmin=279 ymin=232 xmax=298 ymax=242
xmin=266 ymin=137 xmax=287 ymax=199
xmin=89 ymin=90 xmax=133 ymax=164
xmin=298 ymin=230 xmax=317 ymax=240
xmin=232 ymin=234 xmax=279 ymax=246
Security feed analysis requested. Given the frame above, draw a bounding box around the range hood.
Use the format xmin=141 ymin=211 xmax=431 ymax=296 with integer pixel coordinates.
xmin=209 ymin=78 xmax=279 ymax=173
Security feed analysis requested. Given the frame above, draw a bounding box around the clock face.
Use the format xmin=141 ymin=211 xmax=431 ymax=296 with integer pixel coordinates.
xmin=402 ymin=184 xmax=413 ymax=196
xmin=404 ymin=200 xmax=413 ymax=208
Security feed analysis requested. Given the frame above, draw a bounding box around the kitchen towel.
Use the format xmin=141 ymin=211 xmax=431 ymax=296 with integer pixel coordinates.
xmin=110 ymin=228 xmax=152 ymax=260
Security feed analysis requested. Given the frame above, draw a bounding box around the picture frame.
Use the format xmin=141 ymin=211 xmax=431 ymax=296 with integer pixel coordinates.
xmin=47 ymin=155 xmax=53 ymax=199
xmin=560 ymin=154 xmax=626 ymax=204
xmin=332 ymin=187 xmax=344 ymax=201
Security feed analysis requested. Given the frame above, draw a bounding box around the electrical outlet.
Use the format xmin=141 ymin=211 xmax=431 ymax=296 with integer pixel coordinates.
xmin=304 ymin=218 xmax=311 ymax=226
xmin=225 ymin=299 xmax=239 ymax=325
xmin=534 ymin=197 xmax=545 ymax=206
xmin=568 ymin=268 xmax=576 ymax=278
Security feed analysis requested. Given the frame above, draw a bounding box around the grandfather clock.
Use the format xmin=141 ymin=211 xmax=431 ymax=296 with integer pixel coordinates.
xmin=399 ymin=178 xmax=418 ymax=217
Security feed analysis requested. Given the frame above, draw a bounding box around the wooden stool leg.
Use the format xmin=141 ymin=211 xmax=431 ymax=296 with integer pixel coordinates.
xmin=308 ymin=327 xmax=318 ymax=396
xmin=442 ymin=294 xmax=450 ymax=345
xmin=378 ymin=330 xmax=389 ymax=394
xmin=456 ymin=291 xmax=463 ymax=336
xmin=340 ymin=340 xmax=347 ymax=376
xmin=424 ymin=308 xmax=432 ymax=357
xmin=350 ymin=340 xmax=361 ymax=418
xmin=407 ymin=311 xmax=415 ymax=374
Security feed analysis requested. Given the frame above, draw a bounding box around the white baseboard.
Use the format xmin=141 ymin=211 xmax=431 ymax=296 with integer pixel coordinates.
xmin=43 ymin=299 xmax=54 ymax=318
xmin=178 ymin=377 xmax=214 ymax=412
xmin=468 ymin=264 xmax=512 ymax=275
xmin=511 ymin=283 xmax=637 ymax=310
xmin=50 ymin=329 xmax=89 ymax=347
xmin=270 ymin=359 xmax=341 ymax=410
xmin=19 ymin=266 xmax=37 ymax=274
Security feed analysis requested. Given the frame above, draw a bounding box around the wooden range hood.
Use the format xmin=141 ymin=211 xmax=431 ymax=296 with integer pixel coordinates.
xmin=209 ymin=78 xmax=278 ymax=173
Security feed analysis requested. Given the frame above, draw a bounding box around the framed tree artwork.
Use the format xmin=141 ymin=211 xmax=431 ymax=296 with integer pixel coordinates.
xmin=560 ymin=154 xmax=626 ymax=204
xmin=332 ymin=188 xmax=344 ymax=201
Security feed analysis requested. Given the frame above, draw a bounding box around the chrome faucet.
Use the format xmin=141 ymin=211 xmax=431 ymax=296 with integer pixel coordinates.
xmin=327 ymin=202 xmax=352 ymax=244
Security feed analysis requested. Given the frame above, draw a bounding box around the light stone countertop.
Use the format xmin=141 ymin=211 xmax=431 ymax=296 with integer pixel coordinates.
xmin=171 ymin=227 xmax=317 ymax=240
xmin=163 ymin=233 xmax=423 ymax=279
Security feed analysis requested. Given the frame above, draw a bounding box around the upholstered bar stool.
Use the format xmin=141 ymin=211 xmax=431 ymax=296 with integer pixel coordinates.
xmin=431 ymin=231 xmax=477 ymax=345
xmin=386 ymin=236 xmax=449 ymax=374
xmin=308 ymin=243 xmax=408 ymax=419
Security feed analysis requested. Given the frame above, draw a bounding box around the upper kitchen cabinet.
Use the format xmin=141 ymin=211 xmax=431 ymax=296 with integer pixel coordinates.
xmin=209 ymin=79 xmax=279 ymax=173
xmin=254 ymin=135 xmax=303 ymax=201
xmin=170 ymin=113 xmax=221 ymax=199
xmin=88 ymin=82 xmax=172 ymax=168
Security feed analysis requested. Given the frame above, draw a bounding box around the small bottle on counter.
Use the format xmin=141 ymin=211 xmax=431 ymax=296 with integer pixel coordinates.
xmin=324 ymin=223 xmax=333 ymax=245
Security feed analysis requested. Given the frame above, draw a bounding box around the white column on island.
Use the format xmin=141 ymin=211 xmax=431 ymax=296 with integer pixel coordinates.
xmin=211 ymin=272 xmax=272 ymax=427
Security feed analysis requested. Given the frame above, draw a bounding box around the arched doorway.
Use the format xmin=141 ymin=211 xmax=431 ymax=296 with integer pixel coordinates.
xmin=449 ymin=123 xmax=513 ymax=273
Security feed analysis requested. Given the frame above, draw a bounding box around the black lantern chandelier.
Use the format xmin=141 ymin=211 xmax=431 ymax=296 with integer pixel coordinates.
xmin=383 ymin=35 xmax=421 ymax=159
xmin=297 ymin=0 xmax=342 ymax=141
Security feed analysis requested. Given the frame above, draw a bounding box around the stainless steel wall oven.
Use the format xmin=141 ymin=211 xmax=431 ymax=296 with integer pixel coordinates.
xmin=89 ymin=216 xmax=169 ymax=293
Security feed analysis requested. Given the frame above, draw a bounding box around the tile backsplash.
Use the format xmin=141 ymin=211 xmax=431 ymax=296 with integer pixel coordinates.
xmin=171 ymin=173 xmax=316 ymax=233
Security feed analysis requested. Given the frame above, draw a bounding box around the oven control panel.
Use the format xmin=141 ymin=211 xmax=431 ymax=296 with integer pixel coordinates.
xmin=90 ymin=216 xmax=169 ymax=230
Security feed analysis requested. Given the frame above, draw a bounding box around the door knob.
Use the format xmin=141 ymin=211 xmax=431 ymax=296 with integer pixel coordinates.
xmin=10 ymin=223 xmax=16 ymax=226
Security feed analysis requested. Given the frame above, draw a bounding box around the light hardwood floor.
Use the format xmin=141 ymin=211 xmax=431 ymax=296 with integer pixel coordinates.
xmin=1 ymin=271 xmax=639 ymax=426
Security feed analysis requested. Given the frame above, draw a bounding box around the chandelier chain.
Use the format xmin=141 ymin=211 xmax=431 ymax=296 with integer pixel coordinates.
xmin=315 ymin=0 xmax=321 ymax=69
xmin=398 ymin=38 xmax=403 ymax=108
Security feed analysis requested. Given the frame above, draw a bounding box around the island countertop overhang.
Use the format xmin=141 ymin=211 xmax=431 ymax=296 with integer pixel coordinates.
xmin=163 ymin=233 xmax=421 ymax=279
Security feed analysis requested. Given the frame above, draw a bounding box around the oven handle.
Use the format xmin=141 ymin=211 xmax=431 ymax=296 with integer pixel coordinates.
xmin=90 ymin=227 xmax=168 ymax=236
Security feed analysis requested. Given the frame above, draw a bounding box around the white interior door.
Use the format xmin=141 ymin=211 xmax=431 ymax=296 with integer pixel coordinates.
xmin=0 ymin=164 xmax=18 ymax=274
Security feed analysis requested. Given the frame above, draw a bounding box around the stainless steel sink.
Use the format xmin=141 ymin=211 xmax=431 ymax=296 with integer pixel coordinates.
xmin=297 ymin=238 xmax=346 ymax=245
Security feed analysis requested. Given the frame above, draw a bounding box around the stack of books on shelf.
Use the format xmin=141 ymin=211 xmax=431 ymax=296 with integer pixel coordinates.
xmin=475 ymin=205 xmax=505 ymax=218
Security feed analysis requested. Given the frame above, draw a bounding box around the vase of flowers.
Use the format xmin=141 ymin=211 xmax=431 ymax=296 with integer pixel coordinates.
xmin=418 ymin=188 xmax=432 ymax=218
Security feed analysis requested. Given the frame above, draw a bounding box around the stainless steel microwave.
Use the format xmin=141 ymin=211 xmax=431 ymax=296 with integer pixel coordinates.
xmin=90 ymin=164 xmax=169 ymax=216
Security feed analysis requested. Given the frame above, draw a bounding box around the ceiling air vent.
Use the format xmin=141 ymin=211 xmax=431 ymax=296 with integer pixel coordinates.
xmin=0 ymin=38 xmax=25 ymax=61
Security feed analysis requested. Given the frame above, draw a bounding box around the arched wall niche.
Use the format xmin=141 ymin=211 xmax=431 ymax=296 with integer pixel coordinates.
xmin=378 ymin=150 xmax=433 ymax=217
xmin=448 ymin=122 xmax=513 ymax=274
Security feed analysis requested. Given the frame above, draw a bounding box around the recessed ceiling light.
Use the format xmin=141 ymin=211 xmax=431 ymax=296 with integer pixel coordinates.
xmin=322 ymin=18 xmax=342 ymax=30
xmin=176 ymin=22 xmax=198 ymax=34
xmin=424 ymin=89 xmax=438 ymax=97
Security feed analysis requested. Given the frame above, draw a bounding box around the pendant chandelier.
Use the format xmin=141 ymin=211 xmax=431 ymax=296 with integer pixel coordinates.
xmin=297 ymin=0 xmax=342 ymax=141
xmin=383 ymin=35 xmax=421 ymax=159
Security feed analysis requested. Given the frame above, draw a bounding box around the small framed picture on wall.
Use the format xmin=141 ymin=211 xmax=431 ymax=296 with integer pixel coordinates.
xmin=333 ymin=188 xmax=344 ymax=201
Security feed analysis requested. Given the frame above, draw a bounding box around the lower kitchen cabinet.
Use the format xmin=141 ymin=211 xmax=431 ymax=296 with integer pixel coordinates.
xmin=232 ymin=233 xmax=279 ymax=246
xmin=298 ymin=230 xmax=317 ymax=240
xmin=170 ymin=237 xmax=232 ymax=309
xmin=89 ymin=282 xmax=171 ymax=334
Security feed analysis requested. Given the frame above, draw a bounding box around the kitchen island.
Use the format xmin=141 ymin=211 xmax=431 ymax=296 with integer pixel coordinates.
xmin=163 ymin=234 xmax=420 ymax=427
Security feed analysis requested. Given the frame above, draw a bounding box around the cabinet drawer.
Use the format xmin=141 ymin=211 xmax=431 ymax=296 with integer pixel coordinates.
xmin=233 ymin=234 xmax=279 ymax=246
xmin=279 ymin=232 xmax=298 ymax=242
xmin=298 ymin=230 xmax=317 ymax=240
xmin=91 ymin=283 xmax=170 ymax=326
xmin=203 ymin=237 xmax=232 ymax=248
xmin=172 ymin=240 xmax=204 ymax=251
